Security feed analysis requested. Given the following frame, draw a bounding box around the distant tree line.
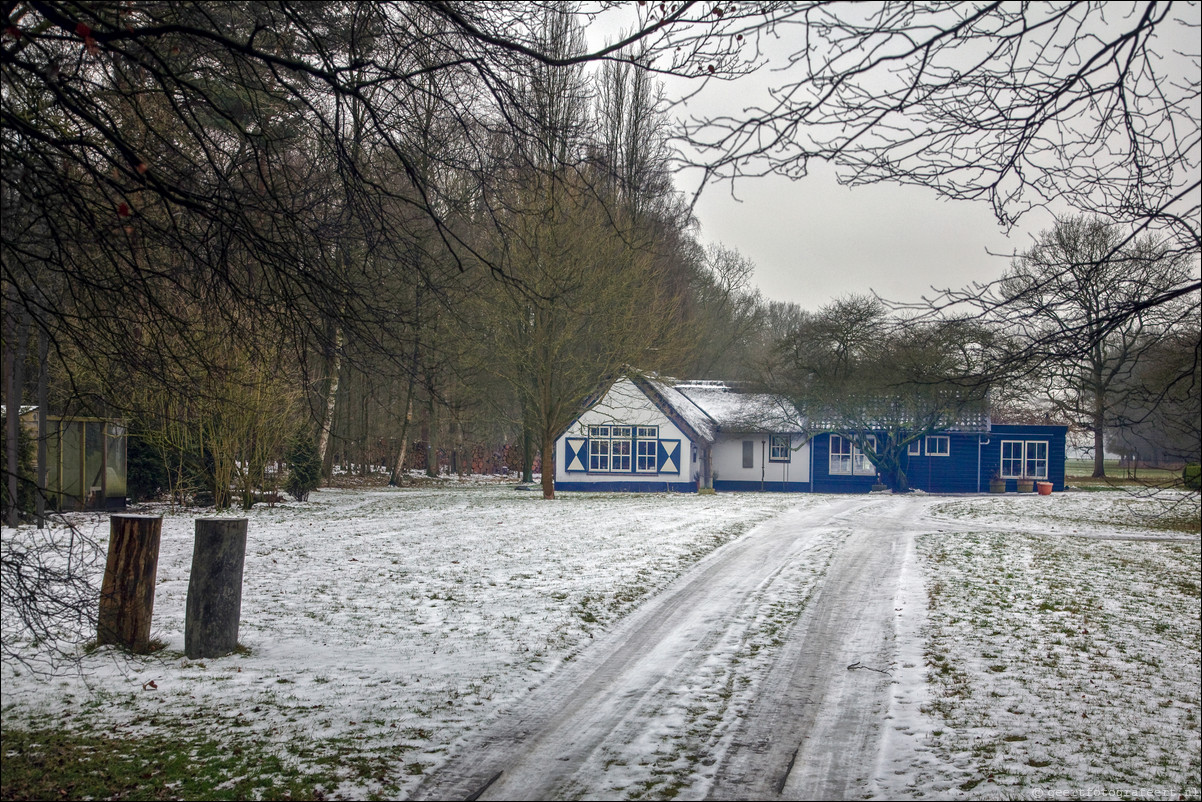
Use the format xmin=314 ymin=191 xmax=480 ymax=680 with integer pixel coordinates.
xmin=2 ymin=2 xmax=1198 ymax=518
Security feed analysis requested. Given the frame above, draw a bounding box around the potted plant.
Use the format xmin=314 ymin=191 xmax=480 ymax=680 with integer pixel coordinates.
xmin=1016 ymin=476 xmax=1035 ymax=493
xmin=989 ymin=471 xmax=1006 ymax=493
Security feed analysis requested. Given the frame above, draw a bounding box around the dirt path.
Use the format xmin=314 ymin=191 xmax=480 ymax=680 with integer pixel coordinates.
xmin=412 ymin=496 xmax=937 ymax=801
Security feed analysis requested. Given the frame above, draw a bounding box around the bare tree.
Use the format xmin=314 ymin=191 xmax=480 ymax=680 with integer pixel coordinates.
xmin=1 ymin=523 xmax=103 ymax=672
xmin=1106 ymin=327 xmax=1201 ymax=472
xmin=770 ymin=296 xmax=994 ymax=492
xmin=669 ymin=2 xmax=1200 ymax=264
xmin=992 ymin=216 xmax=1198 ymax=477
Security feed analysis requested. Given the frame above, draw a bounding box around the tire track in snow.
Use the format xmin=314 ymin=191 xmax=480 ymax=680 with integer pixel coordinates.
xmin=412 ymin=496 xmax=894 ymax=800
xmin=712 ymin=496 xmax=930 ymax=800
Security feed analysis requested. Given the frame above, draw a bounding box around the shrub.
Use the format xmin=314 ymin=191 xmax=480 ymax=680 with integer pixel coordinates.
xmin=1184 ymin=464 xmax=1201 ymax=491
xmin=1 ymin=413 xmax=36 ymax=520
xmin=126 ymin=432 xmax=168 ymax=503
xmin=285 ymin=433 xmax=321 ymax=502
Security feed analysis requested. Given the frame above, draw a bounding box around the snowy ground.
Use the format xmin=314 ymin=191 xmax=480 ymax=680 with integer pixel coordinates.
xmin=2 ymin=482 xmax=1199 ymax=800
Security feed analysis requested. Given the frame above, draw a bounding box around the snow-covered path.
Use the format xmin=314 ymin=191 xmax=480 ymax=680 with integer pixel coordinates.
xmin=415 ymin=496 xmax=935 ymax=800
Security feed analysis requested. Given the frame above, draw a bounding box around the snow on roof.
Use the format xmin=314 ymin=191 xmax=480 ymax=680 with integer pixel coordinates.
xmin=636 ymin=375 xmax=805 ymax=437
xmin=677 ymin=385 xmax=806 ymax=434
xmin=640 ymin=376 xmax=717 ymax=441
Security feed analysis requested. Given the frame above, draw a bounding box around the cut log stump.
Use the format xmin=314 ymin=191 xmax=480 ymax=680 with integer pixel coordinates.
xmin=185 ymin=518 xmax=248 ymax=659
xmin=97 ymin=514 xmax=163 ymax=653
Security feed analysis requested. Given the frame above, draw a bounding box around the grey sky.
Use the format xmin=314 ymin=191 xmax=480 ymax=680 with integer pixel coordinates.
xmin=583 ymin=3 xmax=1198 ymax=314
xmin=689 ymin=162 xmax=1054 ymax=312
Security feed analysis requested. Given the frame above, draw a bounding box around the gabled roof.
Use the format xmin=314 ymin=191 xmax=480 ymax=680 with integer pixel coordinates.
xmin=677 ymin=385 xmax=806 ymax=434
xmin=633 ymin=376 xmax=717 ymax=443
xmin=636 ymin=377 xmax=806 ymax=439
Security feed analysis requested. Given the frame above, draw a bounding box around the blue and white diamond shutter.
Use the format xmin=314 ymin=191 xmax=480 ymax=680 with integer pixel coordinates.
xmin=565 ymin=437 xmax=588 ymax=473
xmin=657 ymin=440 xmax=681 ymax=474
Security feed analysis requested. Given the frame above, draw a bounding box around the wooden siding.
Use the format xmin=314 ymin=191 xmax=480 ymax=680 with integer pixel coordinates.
xmin=811 ymin=425 xmax=1068 ymax=494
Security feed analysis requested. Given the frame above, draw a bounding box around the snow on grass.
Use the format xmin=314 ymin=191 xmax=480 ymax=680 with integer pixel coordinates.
xmin=2 ymin=485 xmax=796 ymax=800
xmin=3 ymin=486 xmax=1199 ymax=800
xmin=931 ymin=489 xmax=1200 ymax=537
xmin=891 ymin=491 xmax=1201 ymax=800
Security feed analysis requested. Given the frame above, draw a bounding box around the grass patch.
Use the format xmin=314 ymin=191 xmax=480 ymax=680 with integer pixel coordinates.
xmin=1064 ymin=459 xmax=1182 ymax=485
xmin=917 ymin=523 xmax=1201 ymax=798
xmin=0 ymin=727 xmax=332 ymax=801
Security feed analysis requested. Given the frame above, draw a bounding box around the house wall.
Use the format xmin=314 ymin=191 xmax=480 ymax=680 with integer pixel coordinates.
xmin=711 ymin=433 xmax=810 ymax=492
xmin=902 ymin=432 xmax=992 ymax=493
xmin=810 ymin=426 xmax=1068 ymax=494
xmin=980 ymin=425 xmax=1068 ymax=492
xmin=554 ymin=378 xmax=697 ymax=492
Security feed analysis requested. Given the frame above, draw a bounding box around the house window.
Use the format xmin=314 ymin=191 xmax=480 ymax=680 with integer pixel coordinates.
xmin=612 ymin=438 xmax=632 ymax=472
xmin=908 ymin=440 xmax=922 ymax=456
xmin=769 ymin=434 xmax=791 ymax=462
xmin=589 ymin=433 xmax=611 ymax=472
xmin=926 ymin=435 xmax=950 ymax=456
xmin=1025 ymin=441 xmax=1048 ymax=479
xmin=635 ymin=434 xmax=658 ymax=473
xmin=636 ymin=426 xmax=658 ymax=474
xmin=831 ymin=435 xmax=877 ymax=476
xmin=1000 ymin=440 xmax=1049 ymax=479
xmin=588 ymin=424 xmax=659 ymax=474
xmin=742 ymin=440 xmax=754 ymax=468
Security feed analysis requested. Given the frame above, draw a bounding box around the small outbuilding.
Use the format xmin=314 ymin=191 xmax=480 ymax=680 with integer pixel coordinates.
xmin=4 ymin=407 xmax=128 ymax=510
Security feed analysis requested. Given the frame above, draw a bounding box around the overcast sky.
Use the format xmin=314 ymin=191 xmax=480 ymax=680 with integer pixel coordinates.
xmin=688 ymin=163 xmax=1054 ymax=312
xmin=582 ymin=4 xmax=1196 ymax=314
xmin=643 ymin=36 xmax=1064 ymax=315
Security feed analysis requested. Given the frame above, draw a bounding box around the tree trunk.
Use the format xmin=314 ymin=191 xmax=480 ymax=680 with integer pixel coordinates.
xmin=521 ymin=419 xmax=535 ymax=484
xmin=185 ymin=518 xmax=248 ymax=659
xmin=97 ymin=515 xmax=163 ymax=653
xmin=317 ymin=325 xmax=342 ymax=479
xmin=1091 ymin=365 xmax=1107 ymax=478
xmin=425 ymin=392 xmax=439 ymax=477
xmin=389 ymin=394 xmax=414 ymax=486
xmin=1091 ymin=426 xmax=1106 ymax=478
xmin=4 ymin=300 xmax=31 ymax=527
xmin=541 ymin=430 xmax=556 ymax=499
xmin=36 ymin=327 xmax=48 ymax=527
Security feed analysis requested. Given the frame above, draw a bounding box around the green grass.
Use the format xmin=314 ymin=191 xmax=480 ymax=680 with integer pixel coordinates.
xmin=1065 ymin=458 xmax=1185 ymax=487
xmin=0 ymin=727 xmax=333 ymax=801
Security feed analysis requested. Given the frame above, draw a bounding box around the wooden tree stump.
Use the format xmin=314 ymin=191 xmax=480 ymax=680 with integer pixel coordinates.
xmin=97 ymin=514 xmax=163 ymax=652
xmin=185 ymin=518 xmax=248 ymax=659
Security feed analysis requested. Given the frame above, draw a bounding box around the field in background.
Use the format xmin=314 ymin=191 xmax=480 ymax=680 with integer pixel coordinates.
xmin=1064 ymin=458 xmax=1186 ymax=487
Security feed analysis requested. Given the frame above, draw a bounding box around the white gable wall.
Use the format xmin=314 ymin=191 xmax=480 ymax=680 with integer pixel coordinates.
xmin=555 ymin=378 xmax=697 ymax=488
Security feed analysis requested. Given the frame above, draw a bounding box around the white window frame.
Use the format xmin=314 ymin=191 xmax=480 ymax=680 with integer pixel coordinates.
xmin=831 ymin=435 xmax=877 ymax=476
xmin=1000 ymin=440 xmax=1049 ymax=479
xmin=588 ymin=424 xmax=658 ymax=474
xmin=925 ymin=435 xmax=950 ymax=457
xmin=853 ymin=435 xmax=877 ymax=475
xmin=769 ymin=434 xmax=791 ymax=463
xmin=611 ymin=438 xmax=632 ymax=472
xmin=907 ymin=440 xmax=922 ymax=456
xmin=589 ymin=436 xmax=611 ymax=472
xmin=1024 ymin=440 xmax=1048 ymax=479
xmin=635 ymin=437 xmax=658 ymax=473
xmin=830 ymin=435 xmax=853 ymax=475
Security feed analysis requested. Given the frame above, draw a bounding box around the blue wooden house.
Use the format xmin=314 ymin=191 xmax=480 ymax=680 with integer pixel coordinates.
xmin=808 ymin=424 xmax=1067 ymax=493
xmin=553 ymin=375 xmax=1067 ymax=494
